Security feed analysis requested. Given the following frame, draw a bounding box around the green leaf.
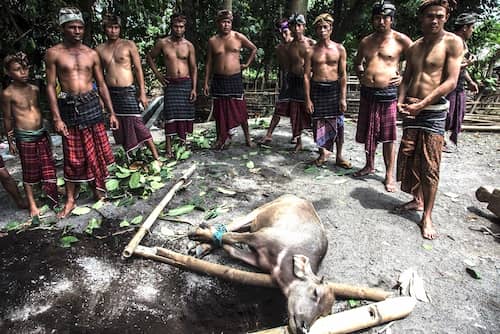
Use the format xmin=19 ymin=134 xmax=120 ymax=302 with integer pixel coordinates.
xmin=166 ymin=161 xmax=177 ymax=168
xmin=246 ymin=161 xmax=255 ymax=169
xmin=131 ymin=215 xmax=143 ymax=225
xmin=60 ymin=236 xmax=79 ymax=248
xmin=348 ymin=299 xmax=361 ymax=308
xmin=119 ymin=220 xmax=130 ymax=227
xmin=249 ymin=151 xmax=258 ymax=156
xmin=39 ymin=205 xmax=50 ymax=215
xmin=116 ymin=165 xmax=132 ymax=173
xmin=85 ymin=218 xmax=102 ymax=235
xmin=150 ymin=160 xmax=162 ymax=174
xmin=304 ymin=166 xmax=320 ymax=174
xmin=57 ymin=177 xmax=65 ymax=186
xmin=422 ymin=244 xmax=433 ymax=251
xmin=179 ymin=150 xmax=191 ymax=160
xmin=466 ymin=267 xmax=481 ymax=279
xmin=106 ymin=179 xmax=120 ymax=191
xmin=167 ymin=204 xmax=196 ymax=216
xmin=71 ymin=206 xmax=91 ymax=216
xmin=5 ymin=221 xmax=21 ymax=231
xmin=115 ymin=171 xmax=130 ymax=179
xmin=92 ymin=200 xmax=104 ymax=210
xmin=150 ymin=181 xmax=165 ymax=190
xmin=129 ymin=172 xmax=142 ymax=189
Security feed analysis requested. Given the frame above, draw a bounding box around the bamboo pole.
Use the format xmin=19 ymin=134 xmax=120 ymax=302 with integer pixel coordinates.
xmin=133 ymin=245 xmax=392 ymax=301
xmin=122 ymin=164 xmax=196 ymax=258
xmin=461 ymin=125 xmax=500 ymax=132
xmin=251 ymin=297 xmax=417 ymax=334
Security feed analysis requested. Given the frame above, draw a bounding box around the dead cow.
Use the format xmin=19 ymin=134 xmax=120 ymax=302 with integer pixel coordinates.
xmin=189 ymin=194 xmax=335 ymax=334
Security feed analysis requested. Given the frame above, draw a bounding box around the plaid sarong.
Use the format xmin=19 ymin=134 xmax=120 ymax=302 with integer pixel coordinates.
xmin=397 ymin=128 xmax=444 ymax=196
xmin=109 ymin=85 xmax=142 ymax=116
xmin=58 ymin=90 xmax=104 ymax=129
xmin=278 ymin=72 xmax=290 ymax=102
xmin=211 ymin=73 xmax=244 ymax=98
xmin=288 ymin=73 xmax=305 ymax=102
xmin=402 ymin=98 xmax=449 ymax=136
xmin=445 ymin=88 xmax=466 ymax=145
xmin=313 ymin=116 xmax=344 ymax=152
xmin=311 ymin=80 xmax=341 ymax=119
xmin=164 ymin=77 xmax=196 ymax=123
xmin=0 ymin=155 xmax=4 ymax=168
xmin=16 ymin=129 xmax=58 ymax=204
xmin=63 ymin=123 xmax=114 ymax=192
xmin=356 ymin=85 xmax=398 ymax=156
xmin=213 ymin=98 xmax=248 ymax=144
xmin=113 ymin=116 xmax=152 ymax=155
xmin=289 ymin=101 xmax=312 ymax=139
xmin=165 ymin=121 xmax=193 ymax=141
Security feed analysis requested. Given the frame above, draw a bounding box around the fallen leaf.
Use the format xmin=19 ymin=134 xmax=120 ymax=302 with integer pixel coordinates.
xmin=443 ymin=192 xmax=459 ymax=198
xmin=348 ymin=299 xmax=360 ymax=308
xmin=216 ymin=187 xmax=236 ymax=196
xmin=422 ymin=244 xmax=433 ymax=251
xmin=466 ymin=267 xmax=481 ymax=279
xmin=131 ymin=215 xmax=143 ymax=225
xmin=167 ymin=204 xmax=196 ymax=216
xmin=92 ymin=200 xmax=104 ymax=210
xmin=333 ymin=178 xmax=348 ymax=185
xmin=246 ymin=161 xmax=255 ymax=169
xmin=105 ymin=179 xmax=120 ymax=191
xmin=60 ymin=236 xmax=79 ymax=248
xmin=160 ymin=226 xmax=176 ymax=237
xmin=119 ymin=220 xmax=130 ymax=227
xmin=71 ymin=206 xmax=91 ymax=216
xmin=85 ymin=218 xmax=102 ymax=235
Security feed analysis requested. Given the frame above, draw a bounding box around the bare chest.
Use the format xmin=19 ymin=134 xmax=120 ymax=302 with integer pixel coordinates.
xmin=164 ymin=43 xmax=189 ymax=61
xmin=101 ymin=45 xmax=131 ymax=67
xmin=213 ymin=39 xmax=241 ymax=56
xmin=411 ymin=42 xmax=447 ymax=73
xmin=10 ymin=88 xmax=37 ymax=110
xmin=57 ymin=49 xmax=94 ymax=74
xmin=312 ymin=48 xmax=339 ymax=66
xmin=366 ymin=39 xmax=401 ymax=62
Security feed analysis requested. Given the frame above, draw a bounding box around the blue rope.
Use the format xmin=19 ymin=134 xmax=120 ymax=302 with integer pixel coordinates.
xmin=212 ymin=224 xmax=227 ymax=247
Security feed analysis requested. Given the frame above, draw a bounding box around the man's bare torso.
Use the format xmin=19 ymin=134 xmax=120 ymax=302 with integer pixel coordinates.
xmin=406 ymin=32 xmax=458 ymax=100
xmin=96 ymin=39 xmax=135 ymax=87
xmin=311 ymin=42 xmax=342 ymax=82
xmin=48 ymin=43 xmax=96 ymax=94
xmin=209 ymin=31 xmax=243 ymax=75
xmin=3 ymin=84 xmax=42 ymax=130
xmin=288 ymin=37 xmax=314 ymax=76
xmin=158 ymin=37 xmax=192 ymax=78
xmin=360 ymin=31 xmax=408 ymax=87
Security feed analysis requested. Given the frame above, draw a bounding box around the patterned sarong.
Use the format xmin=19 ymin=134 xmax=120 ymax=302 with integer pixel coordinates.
xmin=402 ymin=97 xmax=449 ymax=135
xmin=313 ymin=117 xmax=344 ymax=152
xmin=109 ymin=85 xmax=142 ymax=116
xmin=445 ymin=88 xmax=466 ymax=145
xmin=0 ymin=155 xmax=4 ymax=168
xmin=211 ymin=73 xmax=244 ymax=99
xmin=275 ymin=72 xmax=291 ymax=117
xmin=63 ymin=123 xmax=114 ymax=192
xmin=356 ymin=85 xmax=398 ymax=156
xmin=113 ymin=116 xmax=152 ymax=155
xmin=311 ymin=80 xmax=341 ymax=119
xmin=164 ymin=77 xmax=195 ymax=140
xmin=288 ymin=73 xmax=305 ymax=102
xmin=15 ymin=128 xmax=58 ymax=204
xmin=58 ymin=90 xmax=104 ymax=129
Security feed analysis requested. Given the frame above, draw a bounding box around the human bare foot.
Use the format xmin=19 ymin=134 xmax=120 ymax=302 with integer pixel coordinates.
xmin=293 ymin=142 xmax=302 ymax=153
xmin=312 ymin=150 xmax=331 ymax=167
xmin=335 ymin=158 xmax=352 ymax=169
xmin=57 ymin=201 xmax=76 ymax=219
xmin=259 ymin=135 xmax=272 ymax=145
xmin=393 ymin=199 xmax=424 ymax=213
xmin=384 ymin=177 xmax=397 ymax=193
xmin=246 ymin=139 xmax=256 ymax=148
xmin=420 ymin=217 xmax=437 ymax=239
xmin=353 ymin=166 xmax=375 ymax=177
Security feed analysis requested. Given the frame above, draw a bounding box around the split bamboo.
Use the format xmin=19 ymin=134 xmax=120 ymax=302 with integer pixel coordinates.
xmin=122 ymin=164 xmax=196 ymax=258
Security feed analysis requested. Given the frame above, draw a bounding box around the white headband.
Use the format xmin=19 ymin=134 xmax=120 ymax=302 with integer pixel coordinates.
xmin=59 ymin=8 xmax=85 ymax=26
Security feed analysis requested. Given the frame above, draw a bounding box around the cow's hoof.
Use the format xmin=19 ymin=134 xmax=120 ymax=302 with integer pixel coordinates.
xmin=188 ymin=243 xmax=213 ymax=258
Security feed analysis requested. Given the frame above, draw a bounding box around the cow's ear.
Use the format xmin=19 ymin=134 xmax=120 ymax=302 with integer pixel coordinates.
xmin=293 ymin=255 xmax=314 ymax=280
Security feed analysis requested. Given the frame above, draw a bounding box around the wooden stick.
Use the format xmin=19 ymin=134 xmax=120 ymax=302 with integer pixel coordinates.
xmin=133 ymin=245 xmax=391 ymax=301
xmin=461 ymin=125 xmax=500 ymax=132
xmin=251 ymin=297 xmax=417 ymax=334
xmin=122 ymin=164 xmax=196 ymax=258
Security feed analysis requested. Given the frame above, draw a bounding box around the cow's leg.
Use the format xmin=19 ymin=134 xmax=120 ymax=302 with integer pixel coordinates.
xmin=222 ymin=244 xmax=259 ymax=267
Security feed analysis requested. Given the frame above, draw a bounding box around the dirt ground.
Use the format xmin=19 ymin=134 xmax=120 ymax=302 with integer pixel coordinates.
xmin=0 ymin=118 xmax=499 ymax=334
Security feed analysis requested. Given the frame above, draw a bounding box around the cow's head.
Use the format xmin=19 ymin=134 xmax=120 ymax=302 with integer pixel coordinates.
xmin=286 ymin=255 xmax=335 ymax=334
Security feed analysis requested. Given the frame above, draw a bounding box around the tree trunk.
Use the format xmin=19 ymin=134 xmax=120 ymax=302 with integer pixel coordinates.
xmin=222 ymin=0 xmax=232 ymax=11
xmin=287 ymin=0 xmax=308 ymax=15
xmin=332 ymin=0 xmax=365 ymax=42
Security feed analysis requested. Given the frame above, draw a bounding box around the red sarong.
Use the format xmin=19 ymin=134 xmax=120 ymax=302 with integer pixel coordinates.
xmin=397 ymin=128 xmax=443 ymax=196
xmin=213 ymin=97 xmax=248 ymax=144
xmin=165 ymin=121 xmax=194 ymax=142
xmin=445 ymin=88 xmax=466 ymax=145
xmin=0 ymin=155 xmax=4 ymax=168
xmin=289 ymin=101 xmax=312 ymax=140
xmin=63 ymin=123 xmax=114 ymax=191
xmin=113 ymin=116 xmax=152 ymax=155
xmin=17 ymin=135 xmax=58 ymax=204
xmin=275 ymin=101 xmax=291 ymax=117
xmin=356 ymin=95 xmax=397 ymax=156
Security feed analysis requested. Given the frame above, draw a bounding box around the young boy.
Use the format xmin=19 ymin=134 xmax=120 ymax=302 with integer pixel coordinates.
xmin=2 ymin=52 xmax=58 ymax=217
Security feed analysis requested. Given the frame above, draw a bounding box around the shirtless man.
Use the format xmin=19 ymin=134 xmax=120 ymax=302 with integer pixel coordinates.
xmin=286 ymin=13 xmax=314 ymax=152
xmin=445 ymin=12 xmax=479 ymax=147
xmin=259 ymin=19 xmax=294 ymax=144
xmin=96 ymin=14 xmax=159 ymax=160
xmin=46 ymin=7 xmax=118 ymax=218
xmin=2 ymin=52 xmax=58 ymax=217
xmin=396 ymin=0 xmax=463 ymax=239
xmin=203 ymin=10 xmax=257 ymax=149
xmin=147 ymin=13 xmax=197 ymax=158
xmin=354 ymin=1 xmax=412 ymax=192
xmin=304 ymin=13 xmax=351 ymax=169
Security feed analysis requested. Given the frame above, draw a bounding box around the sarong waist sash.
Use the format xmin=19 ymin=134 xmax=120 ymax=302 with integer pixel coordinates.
xmin=287 ymin=73 xmax=305 ymax=101
xmin=360 ymin=85 xmax=398 ymax=102
xmin=211 ymin=73 xmax=244 ymax=98
xmin=311 ymin=80 xmax=341 ymax=119
xmin=109 ymin=85 xmax=141 ymax=115
xmin=402 ymin=97 xmax=450 ymax=135
xmin=14 ymin=127 xmax=48 ymax=143
xmin=58 ymin=90 xmax=104 ymax=128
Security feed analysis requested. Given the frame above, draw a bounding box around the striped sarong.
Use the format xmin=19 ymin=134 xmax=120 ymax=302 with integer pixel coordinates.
xmin=311 ymin=80 xmax=341 ymax=119
xmin=58 ymin=90 xmax=104 ymax=129
xmin=356 ymin=85 xmax=398 ymax=155
xmin=402 ymin=98 xmax=449 ymax=135
xmin=63 ymin=123 xmax=114 ymax=192
xmin=288 ymin=73 xmax=305 ymax=102
xmin=211 ymin=73 xmax=244 ymax=99
xmin=109 ymin=85 xmax=142 ymax=116
xmin=164 ymin=77 xmax=196 ymax=122
xmin=15 ymin=128 xmax=58 ymax=204
xmin=445 ymin=88 xmax=466 ymax=145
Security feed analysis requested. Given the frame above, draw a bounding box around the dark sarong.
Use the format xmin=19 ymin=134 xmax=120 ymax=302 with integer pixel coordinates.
xmin=211 ymin=73 xmax=244 ymax=98
xmin=109 ymin=85 xmax=142 ymax=116
xmin=289 ymin=101 xmax=312 ymax=140
xmin=397 ymin=128 xmax=444 ymax=196
xmin=313 ymin=116 xmax=344 ymax=152
xmin=445 ymin=88 xmax=466 ymax=145
xmin=113 ymin=116 xmax=152 ymax=155
xmin=275 ymin=72 xmax=291 ymax=117
xmin=456 ymin=68 xmax=466 ymax=92
xmin=58 ymin=90 xmax=104 ymax=129
xmin=0 ymin=155 xmax=4 ymax=168
xmin=165 ymin=121 xmax=194 ymax=142
xmin=402 ymin=97 xmax=449 ymax=135
xmin=213 ymin=98 xmax=248 ymax=144
xmin=288 ymin=73 xmax=305 ymax=102
xmin=164 ymin=77 xmax=195 ymax=140
xmin=63 ymin=123 xmax=114 ymax=192
xmin=15 ymin=128 xmax=58 ymax=204
xmin=356 ymin=85 xmax=398 ymax=156
xmin=311 ymin=80 xmax=341 ymax=119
